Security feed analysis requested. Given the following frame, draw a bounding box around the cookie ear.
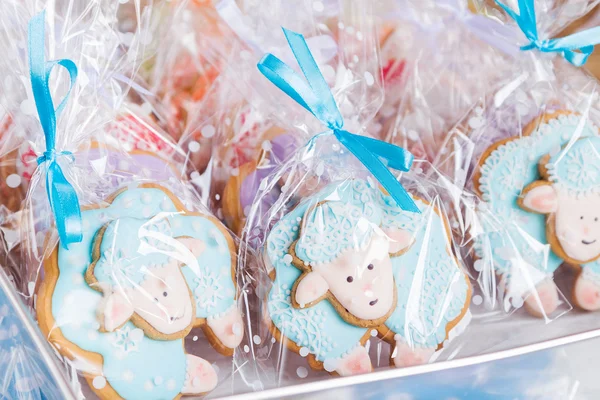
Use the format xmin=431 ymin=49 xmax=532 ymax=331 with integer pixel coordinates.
xmin=177 ymin=237 xmax=206 ymax=259
xmin=101 ymin=292 xmax=134 ymax=332
xmin=294 ymin=271 xmax=329 ymax=307
xmin=385 ymin=228 xmax=414 ymax=255
xmin=521 ymin=184 xmax=558 ymax=214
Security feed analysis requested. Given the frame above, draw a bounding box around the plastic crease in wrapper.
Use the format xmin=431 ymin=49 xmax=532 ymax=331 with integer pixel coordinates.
xmin=0 ymin=2 xmax=247 ymax=399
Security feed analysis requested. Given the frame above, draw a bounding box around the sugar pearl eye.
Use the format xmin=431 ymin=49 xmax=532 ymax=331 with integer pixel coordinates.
xmin=346 ymin=276 xmax=353 ymax=283
xmin=163 ymin=292 xmax=168 ymax=297
xmin=581 ymin=216 xmax=584 ymax=220
xmin=367 ymin=264 xmax=374 ymax=270
xmin=596 ymin=217 xmax=599 ymax=222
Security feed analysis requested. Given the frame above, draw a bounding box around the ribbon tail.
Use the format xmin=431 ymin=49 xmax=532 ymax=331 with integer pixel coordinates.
xmin=335 ymin=130 xmax=420 ymax=213
xmin=258 ymin=53 xmax=321 ymax=116
xmin=46 ymin=162 xmax=83 ymax=248
xmin=344 ymin=131 xmax=414 ymax=171
xmin=282 ymin=29 xmax=342 ymax=128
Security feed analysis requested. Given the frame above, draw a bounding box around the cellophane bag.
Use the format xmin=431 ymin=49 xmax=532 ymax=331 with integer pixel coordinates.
xmin=230 ymin=1 xmax=474 ymax=391
xmin=429 ymin=0 xmax=600 ymax=358
xmin=128 ymin=0 xmax=228 ymax=178
xmin=374 ymin=0 xmax=516 ymax=165
xmin=374 ymin=0 xmax=598 ymax=168
xmin=210 ymin=0 xmax=384 ymax=238
xmin=0 ymin=2 xmax=248 ymax=398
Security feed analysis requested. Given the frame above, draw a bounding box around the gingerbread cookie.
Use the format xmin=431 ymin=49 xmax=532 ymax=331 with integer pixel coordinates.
xmin=474 ymin=111 xmax=600 ymax=316
xmin=519 ymin=136 xmax=600 ymax=311
xmin=222 ymin=128 xmax=298 ymax=234
xmin=264 ymin=179 xmax=471 ymax=375
xmin=37 ymin=184 xmax=243 ymax=399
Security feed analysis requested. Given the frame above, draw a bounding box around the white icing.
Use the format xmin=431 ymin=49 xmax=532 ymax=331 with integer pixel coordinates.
xmin=307 ymin=234 xmax=396 ymax=320
xmin=554 ymin=191 xmax=600 ymax=262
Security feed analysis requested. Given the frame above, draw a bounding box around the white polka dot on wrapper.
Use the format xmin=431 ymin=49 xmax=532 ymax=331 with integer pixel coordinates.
xmin=253 ymin=335 xmax=262 ymax=345
xmin=92 ymin=376 xmax=107 ymax=389
xmin=6 ymin=174 xmax=21 ymax=188
xmin=201 ymin=125 xmax=215 ymax=138
xmin=167 ymin=379 xmax=176 ymax=390
xmin=323 ymin=358 xmax=337 ymax=372
xmin=472 ymin=295 xmax=483 ymax=306
xmin=364 ymin=71 xmax=374 ymax=86
xmin=296 ymin=367 xmax=308 ymax=378
xmin=244 ymin=345 xmax=250 ymax=353
xmin=188 ymin=141 xmax=200 ymax=153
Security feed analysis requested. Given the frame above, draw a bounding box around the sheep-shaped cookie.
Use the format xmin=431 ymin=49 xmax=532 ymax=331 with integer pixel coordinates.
xmin=519 ymin=136 xmax=600 ymax=311
xmin=474 ymin=111 xmax=600 ymax=316
xmin=37 ymin=186 xmax=243 ymax=400
xmin=265 ymin=179 xmax=471 ymax=376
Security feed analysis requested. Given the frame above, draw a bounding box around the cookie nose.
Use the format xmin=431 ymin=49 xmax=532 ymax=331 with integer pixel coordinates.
xmin=363 ymin=283 xmax=373 ymax=293
xmin=584 ymin=225 xmax=590 ymax=235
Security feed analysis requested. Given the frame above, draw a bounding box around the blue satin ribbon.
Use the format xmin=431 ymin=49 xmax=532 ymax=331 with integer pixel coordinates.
xmin=497 ymin=0 xmax=600 ymax=66
xmin=257 ymin=28 xmax=419 ymax=213
xmin=29 ymin=11 xmax=82 ymax=248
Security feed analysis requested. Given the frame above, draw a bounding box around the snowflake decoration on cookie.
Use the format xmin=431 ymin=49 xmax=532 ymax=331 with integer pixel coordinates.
xmin=269 ymin=288 xmax=334 ymax=359
xmin=564 ymin=144 xmax=600 ymax=186
xmin=101 ymin=249 xmax=139 ymax=287
xmin=193 ymin=269 xmax=224 ymax=312
xmin=109 ymin=326 xmax=143 ymax=355
xmin=498 ymin=157 xmax=527 ymax=192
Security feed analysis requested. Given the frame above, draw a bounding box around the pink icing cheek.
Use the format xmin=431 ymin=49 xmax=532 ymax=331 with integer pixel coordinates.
xmin=530 ymin=194 xmax=555 ymax=210
xmin=582 ymin=287 xmax=600 ymax=307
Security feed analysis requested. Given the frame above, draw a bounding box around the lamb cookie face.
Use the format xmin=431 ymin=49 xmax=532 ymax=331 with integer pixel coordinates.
xmin=264 ymin=179 xmax=471 ymax=376
xmin=474 ymin=111 xmax=600 ymax=315
xmin=519 ymin=137 xmax=600 ymax=311
xmin=37 ymin=184 xmax=244 ymax=399
xmin=521 ymin=137 xmax=600 ymax=264
xmin=290 ymin=201 xmax=399 ymax=326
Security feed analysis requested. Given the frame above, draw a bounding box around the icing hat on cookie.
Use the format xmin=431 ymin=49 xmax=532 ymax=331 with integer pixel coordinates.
xmin=93 ymin=216 xmax=191 ymax=287
xmin=295 ymin=201 xmax=384 ymax=265
xmin=546 ymin=136 xmax=600 ymax=196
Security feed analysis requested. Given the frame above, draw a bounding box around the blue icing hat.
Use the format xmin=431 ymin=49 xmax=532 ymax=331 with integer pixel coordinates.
xmin=295 ymin=201 xmax=383 ymax=265
xmin=93 ymin=216 xmax=178 ymax=287
xmin=546 ymin=136 xmax=600 ymax=195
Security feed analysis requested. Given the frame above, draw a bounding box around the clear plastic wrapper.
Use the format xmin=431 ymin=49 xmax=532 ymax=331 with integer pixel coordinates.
xmin=0 ymin=3 xmax=246 ymax=399
xmin=432 ymin=1 xmax=600 ymax=325
xmin=375 ymin=0 xmax=599 ymax=166
xmin=212 ymin=0 xmax=383 ymax=236
xmin=0 ymin=267 xmax=74 ymax=399
xmin=232 ymin=9 xmax=473 ymax=390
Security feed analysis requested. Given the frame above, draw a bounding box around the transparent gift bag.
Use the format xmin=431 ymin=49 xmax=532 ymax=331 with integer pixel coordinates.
xmin=0 ymin=3 xmax=247 ymax=399
xmin=232 ymin=19 xmax=473 ymax=391
xmin=432 ymin=0 xmax=600 ymax=326
xmin=211 ymin=0 xmax=383 ymax=237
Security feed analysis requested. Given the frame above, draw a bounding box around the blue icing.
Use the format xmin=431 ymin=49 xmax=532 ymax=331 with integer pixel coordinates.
xmin=295 ymin=201 xmax=382 ymax=264
xmin=52 ymin=188 xmax=235 ymax=399
xmin=0 ymin=290 xmax=64 ymax=399
xmin=547 ymin=136 xmax=600 ymax=195
xmin=384 ymin=207 xmax=468 ymax=347
xmin=476 ymin=113 xmax=599 ymax=279
xmin=266 ymin=179 xmax=469 ymax=362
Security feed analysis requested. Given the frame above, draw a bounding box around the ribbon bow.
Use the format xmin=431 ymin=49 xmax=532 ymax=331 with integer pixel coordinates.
xmin=497 ymin=0 xmax=600 ymax=66
xmin=257 ymin=28 xmax=419 ymax=213
xmin=29 ymin=11 xmax=82 ymax=248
